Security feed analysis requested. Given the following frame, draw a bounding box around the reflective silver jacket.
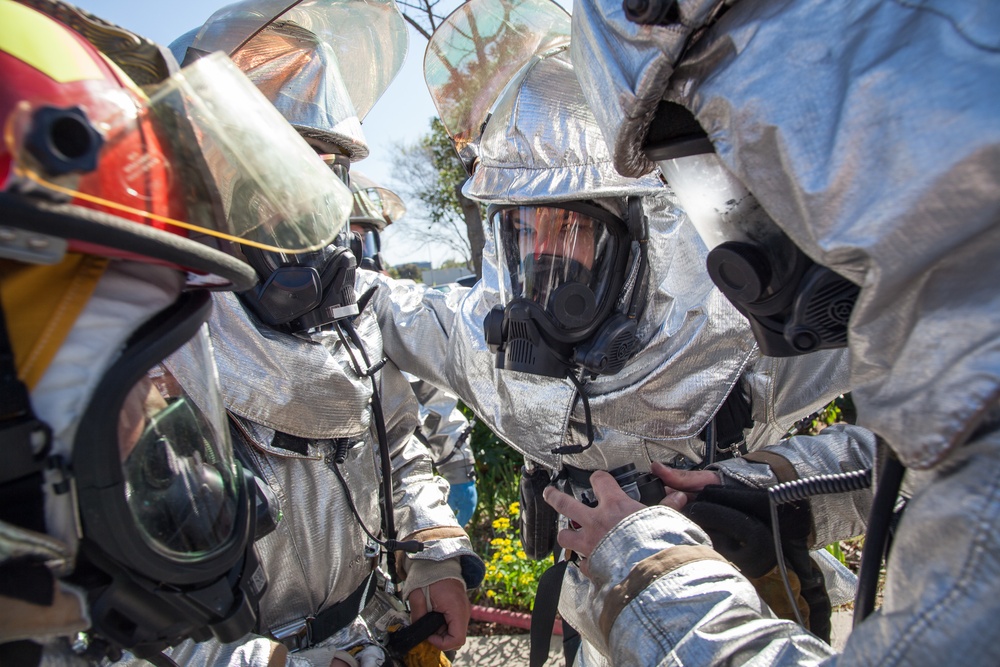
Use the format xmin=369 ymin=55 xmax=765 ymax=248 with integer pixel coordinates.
xmin=569 ymin=423 xmax=1000 ymax=666
xmin=145 ymin=292 xmax=482 ymax=667
xmin=366 ymin=46 xmax=865 ymax=535
xmin=568 ymin=0 xmax=1000 ymax=663
xmin=409 ymin=377 xmax=477 ymax=485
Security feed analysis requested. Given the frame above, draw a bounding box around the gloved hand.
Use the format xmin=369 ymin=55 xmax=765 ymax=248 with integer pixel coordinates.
xmin=518 ymin=465 xmax=559 ymax=560
xmin=446 ymin=480 xmax=478 ymax=528
xmin=681 ymin=482 xmax=831 ymax=642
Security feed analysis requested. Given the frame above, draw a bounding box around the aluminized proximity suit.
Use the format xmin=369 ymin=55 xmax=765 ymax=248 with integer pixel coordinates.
xmin=155 ymin=4 xmax=484 ymax=665
xmin=140 ymin=293 xmax=483 ymax=667
xmin=407 ymin=377 xmax=478 ymax=526
xmin=566 ymin=0 xmax=1000 ymax=663
xmin=360 ymin=40 xmax=873 ymax=662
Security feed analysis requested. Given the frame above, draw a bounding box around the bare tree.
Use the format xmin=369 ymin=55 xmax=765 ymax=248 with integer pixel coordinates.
xmin=389 ymin=119 xmax=480 ymax=273
xmin=395 ymin=0 xmax=465 ymax=40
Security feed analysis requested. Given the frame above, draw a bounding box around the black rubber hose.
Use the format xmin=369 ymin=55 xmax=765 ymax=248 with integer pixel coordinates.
xmin=853 ymin=451 xmax=905 ymax=627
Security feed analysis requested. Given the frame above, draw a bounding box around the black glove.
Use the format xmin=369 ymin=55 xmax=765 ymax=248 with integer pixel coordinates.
xmin=519 ymin=465 xmax=559 ymax=560
xmin=681 ymin=482 xmax=831 ymax=642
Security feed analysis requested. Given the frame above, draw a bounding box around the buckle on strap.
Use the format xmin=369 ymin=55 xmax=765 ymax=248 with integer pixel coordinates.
xmin=270 ymin=616 xmax=313 ymax=651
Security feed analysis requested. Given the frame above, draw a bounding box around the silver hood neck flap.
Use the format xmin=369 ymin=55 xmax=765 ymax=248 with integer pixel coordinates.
xmin=572 ymin=0 xmax=1000 ymax=468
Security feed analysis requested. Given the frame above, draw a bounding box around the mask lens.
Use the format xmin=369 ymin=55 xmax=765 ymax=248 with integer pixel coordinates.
xmin=119 ymin=326 xmax=239 ymax=560
xmin=361 ymin=229 xmax=379 ymax=260
xmin=492 ymin=204 xmax=622 ymax=326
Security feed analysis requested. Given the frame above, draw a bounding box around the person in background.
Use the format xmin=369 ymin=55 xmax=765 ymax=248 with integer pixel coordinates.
xmin=346 ymin=170 xmax=480 ymax=528
xmin=408 ymin=376 xmax=478 ymax=529
xmin=166 ymin=2 xmax=483 ymax=666
xmin=546 ymin=0 xmax=1000 ymax=663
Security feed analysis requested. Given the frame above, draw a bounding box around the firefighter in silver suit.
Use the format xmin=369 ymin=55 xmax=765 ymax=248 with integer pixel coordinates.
xmin=541 ymin=0 xmax=1000 ymax=663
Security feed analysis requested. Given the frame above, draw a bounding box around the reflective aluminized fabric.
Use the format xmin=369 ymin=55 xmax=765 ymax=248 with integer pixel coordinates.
xmin=139 ymin=294 xmax=481 ymax=666
xmin=465 ymin=49 xmax=660 ymax=204
xmin=574 ymin=0 xmax=1000 ymax=471
xmin=570 ymin=0 xmax=726 ymax=178
xmin=409 ymin=378 xmax=477 ymax=484
xmin=565 ymin=0 xmax=1000 ymax=664
xmin=565 ymin=425 xmax=1000 ymax=667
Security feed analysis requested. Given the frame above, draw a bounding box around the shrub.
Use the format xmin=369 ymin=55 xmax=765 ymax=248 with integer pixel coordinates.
xmin=474 ymin=503 xmax=552 ymax=612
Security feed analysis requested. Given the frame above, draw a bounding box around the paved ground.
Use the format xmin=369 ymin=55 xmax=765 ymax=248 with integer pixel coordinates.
xmin=453 ymin=610 xmax=853 ymax=666
xmin=453 ymin=633 xmax=562 ymax=667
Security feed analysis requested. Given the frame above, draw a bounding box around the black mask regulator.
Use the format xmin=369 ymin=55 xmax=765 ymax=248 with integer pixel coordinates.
xmin=644 ymin=102 xmax=859 ymax=357
xmin=240 ymin=240 xmax=359 ymax=333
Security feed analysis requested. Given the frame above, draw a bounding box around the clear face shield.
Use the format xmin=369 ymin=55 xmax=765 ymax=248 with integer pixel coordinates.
xmin=424 ymin=0 xmax=571 ymax=173
xmin=645 ymin=103 xmax=859 ymax=356
xmin=72 ymin=290 xmax=266 ymax=657
xmin=483 ymin=201 xmax=642 ymax=378
xmin=3 ymin=52 xmax=354 ymax=260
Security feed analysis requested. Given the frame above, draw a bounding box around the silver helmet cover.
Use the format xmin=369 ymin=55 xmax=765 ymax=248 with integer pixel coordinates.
xmin=208 ymin=291 xmax=373 ymax=439
xmin=645 ymin=0 xmax=1000 ymax=469
xmin=172 ymin=0 xmax=409 ymax=161
xmin=569 ymin=0 xmax=728 ymax=178
xmin=447 ymin=47 xmax=757 ymax=468
xmin=349 ymin=170 xmax=407 ymax=233
xmin=465 ymin=49 xmax=664 ymax=203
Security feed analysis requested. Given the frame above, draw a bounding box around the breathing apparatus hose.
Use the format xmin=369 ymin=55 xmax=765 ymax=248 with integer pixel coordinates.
xmin=852 ymin=450 xmax=905 ymax=627
xmin=335 ymin=318 xmax=424 ymax=587
xmin=767 ymin=467 xmax=873 ymax=628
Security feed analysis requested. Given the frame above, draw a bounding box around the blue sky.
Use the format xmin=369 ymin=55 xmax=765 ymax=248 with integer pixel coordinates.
xmin=70 ymin=0 xmax=568 ymax=267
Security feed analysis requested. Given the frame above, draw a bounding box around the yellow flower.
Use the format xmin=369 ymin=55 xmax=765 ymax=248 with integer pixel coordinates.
xmin=502 ymin=554 xmax=515 ymax=563
xmin=509 ymin=502 xmax=520 ymax=516
xmin=517 ymin=550 xmax=527 ymax=559
xmin=486 ymin=590 xmax=496 ymax=598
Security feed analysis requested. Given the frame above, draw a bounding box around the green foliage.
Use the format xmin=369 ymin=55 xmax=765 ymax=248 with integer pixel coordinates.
xmin=458 ymin=403 xmax=549 ymax=612
xmin=459 ymin=402 xmax=521 ymax=536
xmin=788 ymin=393 xmax=857 ymax=436
xmin=394 ymin=263 xmax=424 ymax=282
xmin=825 ymin=541 xmax=847 ymax=566
xmin=474 ymin=503 xmax=552 ymax=612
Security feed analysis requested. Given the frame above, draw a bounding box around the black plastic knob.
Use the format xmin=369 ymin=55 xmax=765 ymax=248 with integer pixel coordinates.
xmin=623 ymin=0 xmax=678 ymax=26
xmin=25 ymin=106 xmax=103 ymax=175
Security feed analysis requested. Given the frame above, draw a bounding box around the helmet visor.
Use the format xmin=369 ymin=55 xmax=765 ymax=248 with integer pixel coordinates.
xmin=424 ymin=0 xmax=570 ymax=170
xmin=121 ymin=326 xmax=240 ymax=560
xmin=193 ymin=0 xmax=407 ymax=120
xmin=491 ymin=202 xmax=626 ymax=331
xmin=4 ymin=52 xmax=353 ymax=254
xmin=350 ymin=171 xmax=406 ymax=228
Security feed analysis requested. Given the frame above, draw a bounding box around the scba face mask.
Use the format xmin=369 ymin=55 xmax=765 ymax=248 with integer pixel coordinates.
xmin=482 ymin=199 xmax=648 ymax=378
xmin=238 ymin=155 xmax=360 ymax=333
xmin=646 ymin=103 xmax=859 ymax=357
xmin=69 ymin=290 xmax=265 ymax=657
xmin=240 ymin=238 xmax=359 ymax=333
